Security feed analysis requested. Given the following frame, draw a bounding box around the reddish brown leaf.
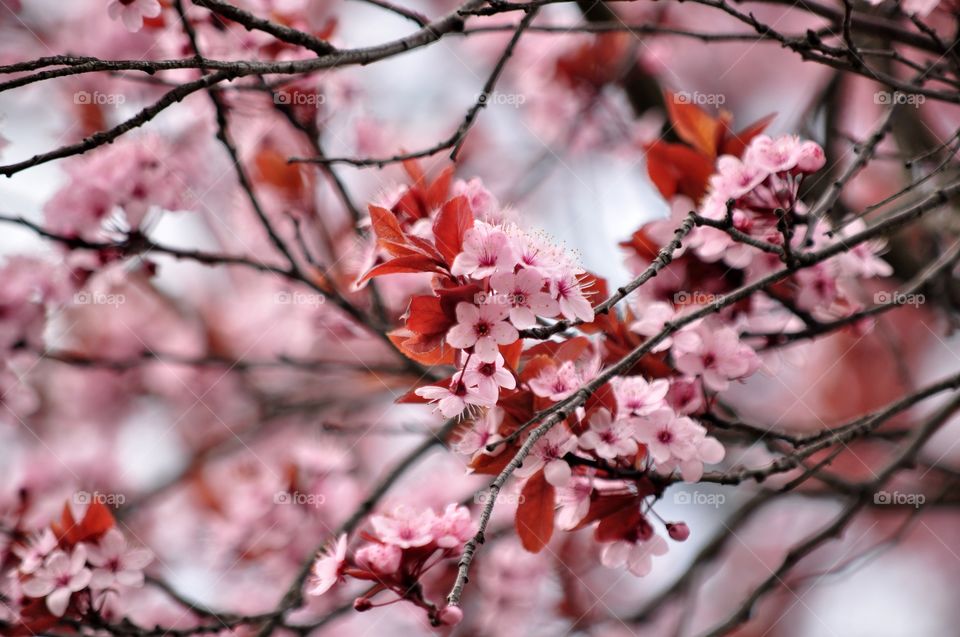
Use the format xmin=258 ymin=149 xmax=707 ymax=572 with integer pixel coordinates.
xmin=388 ymin=330 xmax=457 ymax=365
xmin=432 ymin=195 xmax=475 ymax=264
xmin=406 ymin=295 xmax=454 ymax=336
xmin=515 ymin=471 xmax=556 ymax=553
xmin=646 ymin=141 xmax=715 ymax=202
xmin=356 ymin=255 xmax=443 ymax=287
xmin=54 ymin=500 xmax=115 ymax=545
xmin=664 ymin=92 xmax=723 ymax=158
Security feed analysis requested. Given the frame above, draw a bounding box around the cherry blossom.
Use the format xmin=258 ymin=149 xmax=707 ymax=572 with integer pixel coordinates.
xmin=578 ymin=408 xmax=638 ymax=459
xmin=307 ymin=535 xmax=348 ymax=596
xmin=633 ymin=409 xmax=699 ymax=465
xmin=450 ymin=222 xmax=519 ymax=279
xmin=13 ymin=529 xmax=57 ymax=575
xmin=355 ymin=543 xmax=402 ymax=574
xmin=446 ymin=302 xmax=519 ymax=363
xmin=672 ymin=323 xmax=761 ymax=392
xmin=87 ymin=529 xmax=153 ymax=590
xmin=370 ymin=507 xmax=436 ymax=549
xmin=613 ymin=376 xmax=670 ymax=416
xmin=515 ymin=426 xmax=578 ymax=487
xmin=463 ymin=354 xmax=516 ymax=396
xmin=490 ymin=269 xmax=559 ymax=329
xmin=431 ymin=504 xmax=476 ymax=548
xmin=529 ymin=360 xmax=582 ymax=401
xmin=455 ymin=407 xmax=505 ymax=456
xmin=551 ymin=273 xmax=595 ymax=322
xmin=415 ymin=371 xmax=496 ymax=417
xmin=21 ymin=546 xmax=92 ymax=617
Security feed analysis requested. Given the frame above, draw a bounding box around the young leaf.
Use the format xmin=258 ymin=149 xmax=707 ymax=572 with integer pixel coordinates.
xmin=515 ymin=471 xmax=556 ymax=553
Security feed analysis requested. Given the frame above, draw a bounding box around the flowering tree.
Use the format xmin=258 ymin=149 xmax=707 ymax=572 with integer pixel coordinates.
xmin=2 ymin=0 xmax=960 ymax=635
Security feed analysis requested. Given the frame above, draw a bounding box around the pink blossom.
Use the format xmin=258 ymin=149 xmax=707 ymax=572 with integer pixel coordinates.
xmin=490 ymin=269 xmax=559 ymax=328
xmin=370 ymin=507 xmax=436 ymax=549
xmin=600 ymin=533 xmax=668 ymax=577
xmin=355 ymin=543 xmax=402 ymax=574
xmin=21 ymin=545 xmax=92 ymax=617
xmin=87 ymin=528 xmax=153 ymax=590
xmin=13 ymin=529 xmax=57 ymax=575
xmin=463 ymin=353 xmax=516 ymax=396
xmin=529 ymin=360 xmax=581 ymax=402
xmin=633 ymin=409 xmax=699 ymax=464
xmin=455 ymin=407 xmax=505 ymax=456
xmin=450 ymin=222 xmax=519 ymax=279
xmin=307 ymin=534 xmax=347 ymax=596
xmin=431 ymin=504 xmax=475 ymax=548
xmin=672 ymin=324 xmax=760 ymax=392
xmin=446 ymin=302 xmax=519 ymax=363
xmin=437 ymin=604 xmax=464 ymax=626
xmin=515 ymin=426 xmax=578 ymax=487
xmin=415 ymin=372 xmax=496 ymax=417
xmin=578 ymin=408 xmax=638 ymax=460
xmin=551 ymin=274 xmax=595 ymax=322
xmin=629 ymin=301 xmax=676 ymax=352
xmin=613 ymin=376 xmax=670 ymax=416
xmin=107 ymin=0 xmax=162 ymax=32
xmin=556 ymin=477 xmax=594 ymax=530
xmin=662 ymin=428 xmax=726 ymax=482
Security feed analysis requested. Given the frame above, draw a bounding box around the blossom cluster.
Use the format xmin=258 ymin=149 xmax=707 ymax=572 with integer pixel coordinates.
xmin=307 ymin=505 xmax=474 ymax=626
xmin=3 ymin=501 xmax=152 ymax=626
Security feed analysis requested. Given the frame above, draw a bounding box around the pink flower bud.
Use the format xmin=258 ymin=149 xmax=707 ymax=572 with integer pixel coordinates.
xmin=437 ymin=605 xmax=464 ymax=626
xmin=667 ymin=522 xmax=690 ymax=542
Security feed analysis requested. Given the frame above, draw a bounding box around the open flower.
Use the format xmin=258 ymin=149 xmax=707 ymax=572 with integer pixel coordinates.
xmin=450 ymin=222 xmax=519 ymax=279
xmin=551 ymin=274 xmax=594 ymax=322
xmin=446 ymin=302 xmax=518 ymax=363
xmin=370 ymin=507 xmax=436 ymax=549
xmin=515 ymin=426 xmax=578 ymax=487
xmin=415 ymin=371 xmax=496 ymax=417
xmin=633 ymin=409 xmax=699 ymax=464
xmin=88 ymin=529 xmax=153 ymax=590
xmin=578 ymin=408 xmax=638 ymax=460
xmin=307 ymin=534 xmax=347 ymax=596
xmin=21 ymin=545 xmax=92 ymax=616
xmin=455 ymin=407 xmax=505 ymax=456
xmin=463 ymin=353 xmax=516 ymax=395
xmin=672 ymin=324 xmax=760 ymax=392
xmin=529 ymin=360 xmax=581 ymax=401
xmin=490 ymin=269 xmax=559 ymax=329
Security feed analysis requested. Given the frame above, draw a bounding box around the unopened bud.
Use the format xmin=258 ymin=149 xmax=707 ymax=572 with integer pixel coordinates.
xmin=667 ymin=522 xmax=690 ymax=542
xmin=353 ymin=597 xmax=373 ymax=612
xmin=437 ymin=604 xmax=464 ymax=626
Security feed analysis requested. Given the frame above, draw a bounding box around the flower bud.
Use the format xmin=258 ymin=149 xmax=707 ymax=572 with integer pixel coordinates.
xmin=437 ymin=605 xmax=464 ymax=626
xmin=353 ymin=597 xmax=373 ymax=612
xmin=666 ymin=522 xmax=690 ymax=542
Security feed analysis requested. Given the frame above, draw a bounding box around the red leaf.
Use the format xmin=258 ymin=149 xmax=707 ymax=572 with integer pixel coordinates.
xmin=595 ymin=505 xmax=646 ymax=543
xmin=53 ymin=500 xmax=115 ymax=545
xmin=406 ymin=295 xmax=454 ymax=336
xmin=368 ymin=205 xmax=417 ymax=257
xmin=664 ymin=92 xmax=724 ymax=158
xmin=645 ymin=141 xmax=715 ymax=202
xmin=388 ymin=330 xmax=456 ymax=365
xmin=425 ymin=166 xmax=455 ymax=211
xmin=356 ymin=255 xmax=443 ymax=287
xmin=515 ymin=471 xmax=556 ymax=553
xmin=432 ymin=195 xmax=475 ymax=264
